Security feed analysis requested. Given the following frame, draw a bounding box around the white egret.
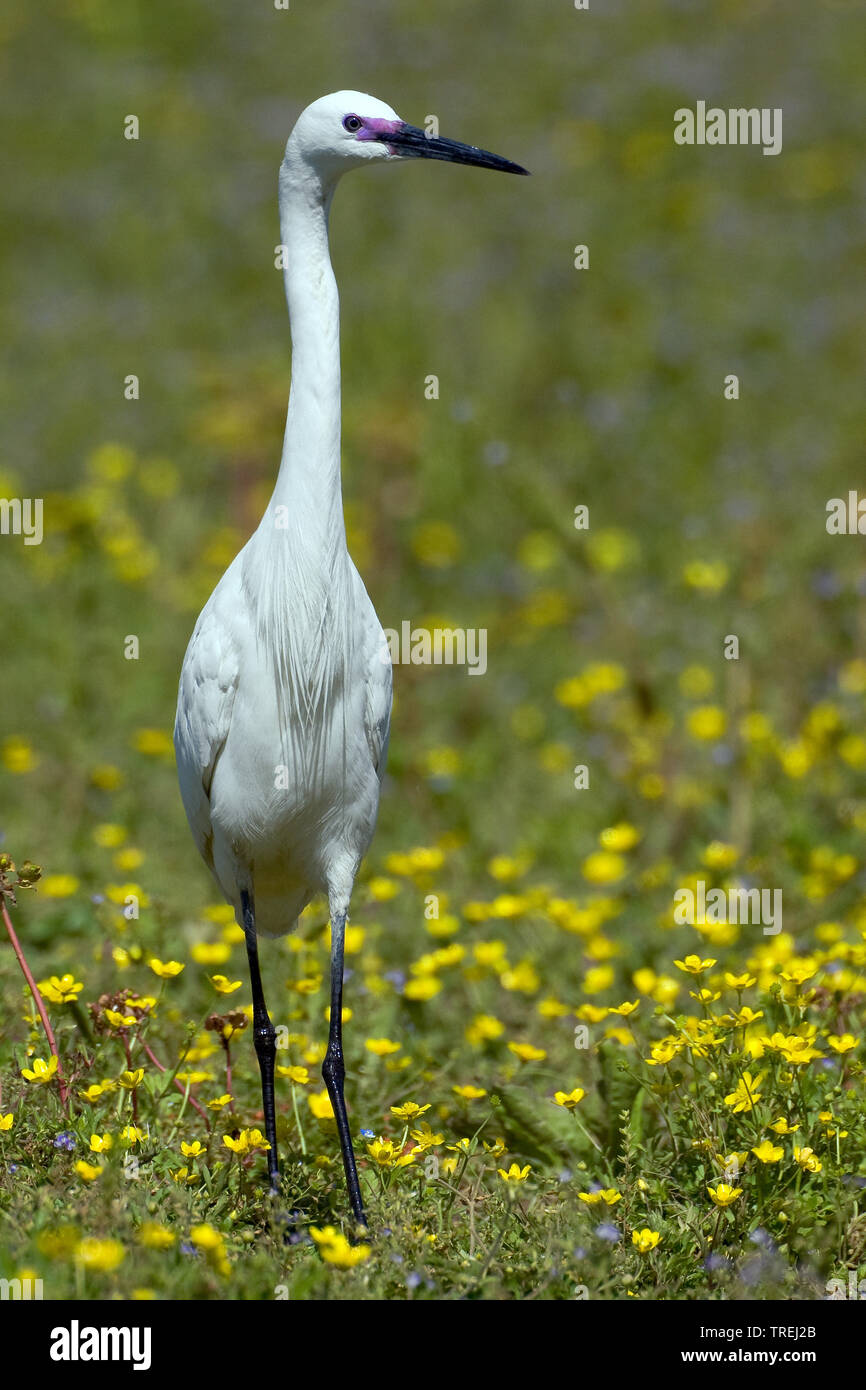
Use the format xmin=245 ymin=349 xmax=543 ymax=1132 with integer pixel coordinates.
xmin=174 ymin=91 xmax=527 ymax=1227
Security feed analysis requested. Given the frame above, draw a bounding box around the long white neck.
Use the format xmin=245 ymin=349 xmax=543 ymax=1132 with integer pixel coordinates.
xmin=271 ymin=155 xmax=345 ymax=541
xmin=243 ymin=152 xmax=352 ymax=753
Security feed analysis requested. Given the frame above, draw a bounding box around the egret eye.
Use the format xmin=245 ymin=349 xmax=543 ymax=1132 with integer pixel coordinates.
xmin=342 ymin=114 xmax=363 ymax=133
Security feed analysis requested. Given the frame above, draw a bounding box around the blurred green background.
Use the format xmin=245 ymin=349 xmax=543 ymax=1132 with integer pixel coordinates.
xmin=1 ymin=0 xmax=864 ymax=941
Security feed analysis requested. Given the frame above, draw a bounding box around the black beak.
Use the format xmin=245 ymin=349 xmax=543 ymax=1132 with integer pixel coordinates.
xmin=382 ymin=123 xmax=529 ymax=175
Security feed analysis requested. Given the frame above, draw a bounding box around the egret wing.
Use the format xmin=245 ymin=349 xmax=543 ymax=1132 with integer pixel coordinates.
xmin=174 ymin=596 xmax=240 ymax=870
xmin=352 ymin=567 xmax=392 ymax=781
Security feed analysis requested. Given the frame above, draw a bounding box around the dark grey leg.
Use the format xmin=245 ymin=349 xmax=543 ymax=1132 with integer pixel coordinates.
xmin=241 ymin=888 xmax=280 ymax=1193
xmin=322 ymin=912 xmax=366 ymax=1227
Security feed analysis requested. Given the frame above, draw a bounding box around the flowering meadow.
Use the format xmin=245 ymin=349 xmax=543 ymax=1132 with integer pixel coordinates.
xmin=2 ymin=1 xmax=865 ymax=1301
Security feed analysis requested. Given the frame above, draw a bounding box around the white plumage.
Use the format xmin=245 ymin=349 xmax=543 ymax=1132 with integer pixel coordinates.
xmin=173 ymin=91 xmax=526 ymax=1223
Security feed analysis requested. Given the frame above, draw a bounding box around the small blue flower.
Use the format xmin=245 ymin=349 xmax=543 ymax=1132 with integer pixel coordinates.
xmin=704 ymin=1253 xmax=732 ymax=1271
xmin=595 ymin=1223 xmax=621 ymax=1243
xmin=749 ymin=1228 xmax=777 ymax=1253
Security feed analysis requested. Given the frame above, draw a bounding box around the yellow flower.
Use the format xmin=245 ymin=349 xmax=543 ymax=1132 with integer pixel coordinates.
xmin=223 ymin=1128 xmax=270 ymax=1154
xmin=79 ymin=1080 xmax=116 ymax=1102
xmin=290 ymin=976 xmax=322 ymax=996
xmin=751 ymin=1141 xmax=783 ymax=1164
xmin=579 ymin=1188 xmax=621 ymax=1205
xmin=537 ymin=998 xmax=570 ymax=1020
xmin=368 ymin=875 xmax=400 ymax=900
xmin=682 ymin=560 xmax=728 ymax=593
xmin=114 ymin=848 xmax=144 ymax=872
xmin=21 ymin=1055 xmax=58 ymax=1085
xmin=308 ymin=1090 xmax=336 ymax=1121
xmin=482 ymin=1137 xmax=506 ymax=1158
xmin=708 ymin=1183 xmax=742 ymax=1207
xmin=149 ymin=958 xmax=185 ymax=979
xmin=89 ymin=1134 xmax=113 ymax=1153
xmin=117 ymin=1069 xmax=145 ymax=1090
xmin=410 ymin=1122 xmax=444 ymax=1151
xmin=687 ymin=706 xmax=727 ymax=741
xmin=500 ymin=959 xmax=541 ymax=993
xmin=583 ymin=965 xmax=615 ymax=994
xmin=366 ymin=1137 xmax=415 ymax=1168
xmin=39 ymin=875 xmax=79 ymax=899
xmin=138 ymin=1223 xmax=176 ymax=1250
xmin=465 ymin=1014 xmax=505 ymax=1045
xmin=701 ymin=841 xmax=739 ymax=870
xmin=453 ymin=1084 xmax=487 ymax=1100
xmin=276 ymin=1065 xmax=310 ymax=1084
xmin=76 ymin=1238 xmax=125 ymax=1271
xmin=206 ymin=1094 xmax=233 ymax=1109
xmin=74 ymin=1161 xmax=104 ymax=1183
xmin=90 ymin=763 xmax=124 ymax=790
xmin=827 ymin=1033 xmax=858 ymax=1054
xmin=170 ymin=1167 xmax=199 ymax=1186
xmin=646 ymin=1038 xmax=681 ymax=1066
xmin=191 ymin=942 xmax=231 ymax=965
xmin=599 ymin=823 xmax=641 ymax=852
xmin=582 ymin=851 xmax=627 ymax=885
xmin=38 ymin=974 xmax=84 ymax=1003
xmin=446 ymin=1137 xmax=473 ymax=1155
xmin=793 ymin=1147 xmax=822 ymax=1173
xmin=189 ymin=1224 xmax=230 ymax=1275
xmin=724 ymin=1072 xmax=763 ymax=1113
xmin=487 ymin=852 xmax=534 ymax=883
xmin=404 ymin=976 xmax=441 ymax=1001
xmin=507 ymin=1042 xmax=547 ymax=1062
xmin=674 ymin=954 xmax=717 ymax=975
xmin=497 ymin=1163 xmax=531 ymax=1183
xmin=210 ymin=974 xmax=243 ymax=995
xmin=724 ymin=972 xmax=757 ymax=990
xmin=0 ymin=1113 xmax=13 ymax=1131
xmin=132 ymin=728 xmax=173 ymax=757
xmin=189 ymin=1223 xmax=223 ymax=1251
xmin=310 ymin=1227 xmax=371 ymax=1268
xmin=104 ymin=1009 xmax=138 ymax=1028
xmin=553 ymin=1088 xmax=585 ymax=1110
xmin=768 ymin=1117 xmax=799 ymax=1135
xmin=2 ymin=736 xmax=38 ymax=773
xmin=180 ymin=1140 xmax=206 ymax=1158
xmin=632 ymin=1228 xmax=661 ymax=1253
xmin=93 ymin=823 xmax=126 ymax=848
xmin=390 ymin=1102 xmax=430 ymax=1120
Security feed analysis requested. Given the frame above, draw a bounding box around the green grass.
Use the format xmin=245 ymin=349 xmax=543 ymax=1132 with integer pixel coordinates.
xmin=0 ymin=0 xmax=865 ymax=1300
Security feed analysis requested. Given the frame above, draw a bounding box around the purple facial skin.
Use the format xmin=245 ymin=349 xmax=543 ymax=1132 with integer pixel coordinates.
xmin=346 ymin=113 xmax=529 ymax=176
xmin=353 ymin=116 xmax=403 ymax=144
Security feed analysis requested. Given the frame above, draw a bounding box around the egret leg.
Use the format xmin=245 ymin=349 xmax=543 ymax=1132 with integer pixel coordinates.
xmin=241 ymin=888 xmax=280 ymax=1193
xmin=322 ymin=912 xmax=367 ymax=1228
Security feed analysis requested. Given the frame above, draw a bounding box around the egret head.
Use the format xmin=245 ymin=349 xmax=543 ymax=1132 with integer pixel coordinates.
xmin=284 ymin=90 xmax=529 ymax=182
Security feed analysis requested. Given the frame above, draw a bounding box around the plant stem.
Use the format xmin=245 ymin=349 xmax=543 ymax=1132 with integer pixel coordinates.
xmin=1 ymin=897 xmax=68 ymax=1108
